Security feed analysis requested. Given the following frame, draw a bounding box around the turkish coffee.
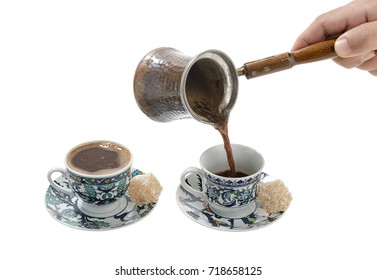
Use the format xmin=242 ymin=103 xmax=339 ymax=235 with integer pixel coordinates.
xmin=215 ymin=170 xmax=249 ymax=178
xmin=67 ymin=141 xmax=131 ymax=175
xmin=185 ymin=59 xmax=236 ymax=177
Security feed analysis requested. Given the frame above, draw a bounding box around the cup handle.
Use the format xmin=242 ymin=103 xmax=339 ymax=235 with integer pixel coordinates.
xmin=180 ymin=167 xmax=205 ymax=197
xmin=47 ymin=168 xmax=74 ymax=195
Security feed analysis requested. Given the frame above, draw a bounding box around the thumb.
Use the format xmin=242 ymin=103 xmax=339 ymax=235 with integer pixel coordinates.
xmin=335 ymin=21 xmax=377 ymax=58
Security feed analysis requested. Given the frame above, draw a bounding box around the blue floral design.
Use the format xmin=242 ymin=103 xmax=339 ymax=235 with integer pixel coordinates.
xmin=84 ymin=185 xmax=96 ymax=198
xmin=45 ymin=169 xmax=156 ymax=231
xmin=207 ymin=187 xmax=220 ymax=202
xmin=66 ymin=169 xmax=132 ymax=205
xmin=203 ymin=170 xmax=260 ymax=208
xmin=68 ymin=168 xmax=131 ymax=185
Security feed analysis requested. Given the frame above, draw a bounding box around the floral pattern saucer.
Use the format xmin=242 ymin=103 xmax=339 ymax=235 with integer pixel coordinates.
xmin=45 ymin=169 xmax=156 ymax=231
xmin=176 ymin=173 xmax=286 ymax=231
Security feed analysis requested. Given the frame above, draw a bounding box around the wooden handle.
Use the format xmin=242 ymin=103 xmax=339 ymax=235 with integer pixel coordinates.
xmin=238 ymin=38 xmax=338 ymax=79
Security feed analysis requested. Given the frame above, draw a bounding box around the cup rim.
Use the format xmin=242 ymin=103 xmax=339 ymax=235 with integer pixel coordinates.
xmin=64 ymin=140 xmax=133 ymax=178
xmin=199 ymin=143 xmax=264 ymax=180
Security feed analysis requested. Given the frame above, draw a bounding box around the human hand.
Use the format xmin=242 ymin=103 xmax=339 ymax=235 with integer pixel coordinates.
xmin=292 ymin=0 xmax=377 ymax=76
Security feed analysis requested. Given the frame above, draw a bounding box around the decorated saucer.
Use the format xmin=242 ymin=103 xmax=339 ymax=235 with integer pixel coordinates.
xmin=45 ymin=169 xmax=156 ymax=231
xmin=176 ymin=173 xmax=286 ymax=231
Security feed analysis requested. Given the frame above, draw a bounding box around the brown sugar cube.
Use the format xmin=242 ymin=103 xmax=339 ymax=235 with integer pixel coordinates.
xmin=258 ymin=179 xmax=292 ymax=214
xmin=128 ymin=173 xmax=162 ymax=206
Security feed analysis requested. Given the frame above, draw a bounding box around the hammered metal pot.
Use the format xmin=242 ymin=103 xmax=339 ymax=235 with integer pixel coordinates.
xmin=133 ymin=48 xmax=238 ymax=124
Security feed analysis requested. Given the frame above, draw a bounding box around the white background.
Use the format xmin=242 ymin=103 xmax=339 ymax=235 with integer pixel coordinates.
xmin=1 ymin=0 xmax=376 ymax=279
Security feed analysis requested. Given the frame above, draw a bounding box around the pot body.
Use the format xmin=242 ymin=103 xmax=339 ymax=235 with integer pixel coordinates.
xmin=133 ymin=48 xmax=238 ymax=124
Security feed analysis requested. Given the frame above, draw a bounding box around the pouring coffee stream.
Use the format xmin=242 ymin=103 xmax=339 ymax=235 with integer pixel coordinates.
xmin=134 ymin=48 xmax=239 ymax=176
xmin=133 ymin=38 xmax=337 ymax=176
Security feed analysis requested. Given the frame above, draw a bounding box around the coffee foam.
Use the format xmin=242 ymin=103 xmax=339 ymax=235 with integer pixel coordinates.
xmin=66 ymin=141 xmax=131 ymax=176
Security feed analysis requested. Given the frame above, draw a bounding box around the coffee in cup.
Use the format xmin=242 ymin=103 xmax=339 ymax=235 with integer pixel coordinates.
xmin=66 ymin=141 xmax=131 ymax=175
xmin=180 ymin=144 xmax=264 ymax=218
xmin=47 ymin=140 xmax=133 ymax=218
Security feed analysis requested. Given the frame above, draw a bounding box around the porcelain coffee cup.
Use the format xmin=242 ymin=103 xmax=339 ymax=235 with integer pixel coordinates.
xmin=47 ymin=140 xmax=133 ymax=218
xmin=180 ymin=144 xmax=264 ymax=218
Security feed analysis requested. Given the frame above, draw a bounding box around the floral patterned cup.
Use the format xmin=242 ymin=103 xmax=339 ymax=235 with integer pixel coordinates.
xmin=180 ymin=144 xmax=264 ymax=218
xmin=47 ymin=141 xmax=133 ymax=218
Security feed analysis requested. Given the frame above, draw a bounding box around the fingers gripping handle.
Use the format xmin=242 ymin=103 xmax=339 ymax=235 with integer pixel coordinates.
xmin=47 ymin=168 xmax=73 ymax=195
xmin=180 ymin=167 xmax=205 ymax=197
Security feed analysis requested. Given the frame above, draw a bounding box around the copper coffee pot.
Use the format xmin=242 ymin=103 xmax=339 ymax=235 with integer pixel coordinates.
xmin=134 ymin=38 xmax=337 ymax=124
